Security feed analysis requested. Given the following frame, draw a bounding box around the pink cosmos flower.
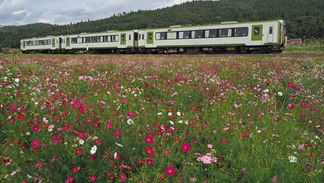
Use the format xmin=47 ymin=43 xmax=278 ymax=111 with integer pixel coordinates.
xmin=127 ymin=111 xmax=135 ymax=116
xmin=145 ymin=146 xmax=155 ymax=156
xmin=63 ymin=125 xmax=69 ymax=131
xmin=35 ymin=162 xmax=41 ymax=168
xmin=32 ymin=125 xmax=40 ymax=132
xmin=163 ymin=151 xmax=171 ymax=156
xmin=119 ymin=173 xmax=126 ymax=182
xmin=115 ymin=130 xmax=121 ymax=137
xmin=201 ymin=155 xmax=212 ymax=164
xmin=51 ymin=156 xmax=55 ymax=163
xmin=106 ymin=123 xmax=112 ymax=132
xmin=72 ymin=167 xmax=78 ymax=173
xmin=54 ymin=139 xmax=59 ymax=145
xmin=207 ymin=144 xmax=213 ymax=149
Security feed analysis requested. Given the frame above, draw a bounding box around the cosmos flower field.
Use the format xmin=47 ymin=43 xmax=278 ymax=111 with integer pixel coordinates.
xmin=1 ymin=54 xmax=324 ymax=182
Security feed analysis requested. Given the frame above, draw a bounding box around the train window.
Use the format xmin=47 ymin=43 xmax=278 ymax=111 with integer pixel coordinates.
xmin=139 ymin=34 xmax=141 ymax=40
xmin=85 ymin=37 xmax=90 ymax=43
xmin=192 ymin=30 xmax=204 ymax=38
xmin=155 ymin=32 xmax=166 ymax=40
xmin=167 ymin=32 xmax=177 ymax=39
xmin=269 ymin=27 xmax=273 ymax=34
xmin=254 ymin=27 xmax=260 ymax=36
xmin=206 ymin=29 xmax=218 ymax=38
xmin=142 ymin=34 xmax=144 ymax=39
xmin=71 ymin=38 xmax=77 ymax=44
xmin=103 ymin=36 xmax=108 ymax=42
xmin=116 ymin=35 xmax=119 ymax=42
xmin=148 ymin=33 xmax=152 ymax=40
xmin=108 ymin=36 xmax=111 ymax=42
xmin=179 ymin=31 xmax=190 ymax=39
xmin=91 ymin=37 xmax=97 ymax=43
xmin=121 ymin=35 xmax=125 ymax=41
xmin=97 ymin=36 xmax=102 ymax=42
xmin=77 ymin=38 xmax=82 ymax=43
xmin=234 ymin=27 xmax=248 ymax=37
xmin=129 ymin=35 xmax=131 ymax=40
xmin=219 ymin=29 xmax=232 ymax=37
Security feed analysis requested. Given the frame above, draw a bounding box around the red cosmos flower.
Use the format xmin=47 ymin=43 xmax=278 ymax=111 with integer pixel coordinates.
xmin=31 ymin=140 xmax=39 ymax=149
xmin=174 ymin=78 xmax=179 ymax=83
xmin=75 ymin=149 xmax=82 ymax=155
xmin=113 ymin=164 xmax=118 ymax=169
xmin=18 ymin=140 xmax=22 ymax=145
xmin=146 ymin=158 xmax=153 ymax=165
xmin=76 ymin=113 xmax=81 ymax=118
xmin=32 ymin=148 xmax=37 ymax=153
xmin=21 ymin=145 xmax=26 ymax=150
xmin=115 ymin=130 xmax=121 ymax=137
xmin=241 ymin=133 xmax=247 ymax=139
xmin=79 ymin=107 xmax=85 ymax=113
xmin=63 ymin=125 xmax=69 ymax=131
xmin=221 ymin=139 xmax=227 ymax=144
xmin=145 ymin=146 xmax=155 ymax=156
xmin=17 ymin=114 xmax=25 ymax=120
xmin=85 ymin=119 xmax=93 ymax=123
xmin=181 ymin=142 xmax=190 ymax=152
xmin=90 ymin=156 xmax=96 ymax=161
xmin=127 ymin=111 xmax=135 ymax=116
xmin=72 ymin=167 xmax=78 ymax=173
xmin=53 ymin=94 xmax=58 ymax=99
xmin=165 ymin=166 xmax=175 ymax=176
xmin=144 ymin=135 xmax=154 ymax=144
xmin=246 ymin=127 xmax=251 ymax=131
xmin=137 ymin=159 xmax=143 ymax=165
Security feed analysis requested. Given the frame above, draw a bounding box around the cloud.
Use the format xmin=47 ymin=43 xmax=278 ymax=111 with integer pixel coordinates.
xmin=0 ymin=0 xmax=30 ymax=24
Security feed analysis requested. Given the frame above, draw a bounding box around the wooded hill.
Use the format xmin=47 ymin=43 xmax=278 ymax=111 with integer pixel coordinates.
xmin=1 ymin=0 xmax=324 ymax=49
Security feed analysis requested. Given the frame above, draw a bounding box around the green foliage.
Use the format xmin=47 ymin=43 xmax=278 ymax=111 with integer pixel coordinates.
xmin=1 ymin=0 xmax=324 ymax=49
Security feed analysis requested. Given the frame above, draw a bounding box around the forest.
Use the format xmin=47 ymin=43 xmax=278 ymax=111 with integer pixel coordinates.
xmin=0 ymin=0 xmax=324 ymax=49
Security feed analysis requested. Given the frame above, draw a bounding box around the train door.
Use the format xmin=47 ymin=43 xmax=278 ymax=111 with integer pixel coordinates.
xmin=251 ymin=25 xmax=263 ymax=44
xmin=121 ymin=33 xmax=126 ymax=46
xmin=147 ymin=32 xmax=153 ymax=45
xmin=134 ymin=32 xmax=138 ymax=48
xmin=23 ymin=41 xmax=25 ymax=49
xmin=267 ymin=25 xmax=274 ymax=43
xmin=52 ymin=38 xmax=55 ymax=48
xmin=126 ymin=33 xmax=132 ymax=48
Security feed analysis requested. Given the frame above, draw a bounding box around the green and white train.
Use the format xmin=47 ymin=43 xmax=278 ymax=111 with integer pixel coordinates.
xmin=20 ymin=20 xmax=287 ymax=54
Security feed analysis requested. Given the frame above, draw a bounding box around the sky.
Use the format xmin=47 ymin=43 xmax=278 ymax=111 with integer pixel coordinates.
xmin=0 ymin=0 xmax=194 ymax=26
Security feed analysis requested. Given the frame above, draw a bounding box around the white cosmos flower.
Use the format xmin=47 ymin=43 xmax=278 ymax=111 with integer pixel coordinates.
xmin=79 ymin=139 xmax=84 ymax=145
xmin=35 ymin=102 xmax=38 ymax=106
xmin=114 ymin=152 xmax=117 ymax=159
xmin=27 ymin=174 xmax=33 ymax=178
xmin=177 ymin=112 xmax=181 ymax=116
xmin=48 ymin=127 xmax=53 ymax=132
xmin=127 ymin=119 xmax=134 ymax=125
xmin=115 ymin=142 xmax=123 ymax=147
xmin=169 ymin=121 xmax=174 ymax=125
xmin=168 ymin=112 xmax=172 ymax=116
xmin=15 ymin=78 xmax=19 ymax=83
xmin=288 ymin=155 xmax=297 ymax=163
xmin=277 ymin=92 xmax=283 ymax=96
xmin=93 ymin=136 xmax=98 ymax=140
xmin=157 ymin=112 xmax=162 ymax=115
xmin=26 ymin=132 xmax=30 ymax=135
xmin=263 ymin=89 xmax=269 ymax=93
xmin=178 ymin=120 xmax=183 ymax=123
xmin=185 ymin=120 xmax=189 ymax=125
xmin=90 ymin=145 xmax=97 ymax=154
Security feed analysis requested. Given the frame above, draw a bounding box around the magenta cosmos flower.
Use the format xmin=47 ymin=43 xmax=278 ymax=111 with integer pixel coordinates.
xmin=145 ymin=146 xmax=155 ymax=156
xmin=115 ymin=130 xmax=121 ymax=137
xmin=221 ymin=139 xmax=227 ymax=144
xmin=17 ymin=114 xmax=25 ymax=120
xmin=165 ymin=166 xmax=175 ymax=176
xmin=71 ymin=167 xmax=78 ymax=173
xmin=127 ymin=111 xmax=135 ymax=116
xmin=90 ymin=175 xmax=96 ymax=182
xmin=241 ymin=133 xmax=247 ymax=139
xmin=181 ymin=142 xmax=190 ymax=152
xmin=31 ymin=140 xmax=39 ymax=149
xmin=144 ymin=135 xmax=154 ymax=144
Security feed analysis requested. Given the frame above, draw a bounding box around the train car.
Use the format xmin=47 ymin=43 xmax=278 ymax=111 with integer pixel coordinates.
xmin=139 ymin=20 xmax=286 ymax=53
xmin=20 ymin=20 xmax=286 ymax=54
xmin=60 ymin=30 xmax=136 ymax=54
xmin=20 ymin=36 xmax=61 ymax=54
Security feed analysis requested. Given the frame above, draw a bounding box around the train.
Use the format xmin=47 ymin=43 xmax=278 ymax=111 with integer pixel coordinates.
xmin=20 ymin=20 xmax=287 ymax=54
